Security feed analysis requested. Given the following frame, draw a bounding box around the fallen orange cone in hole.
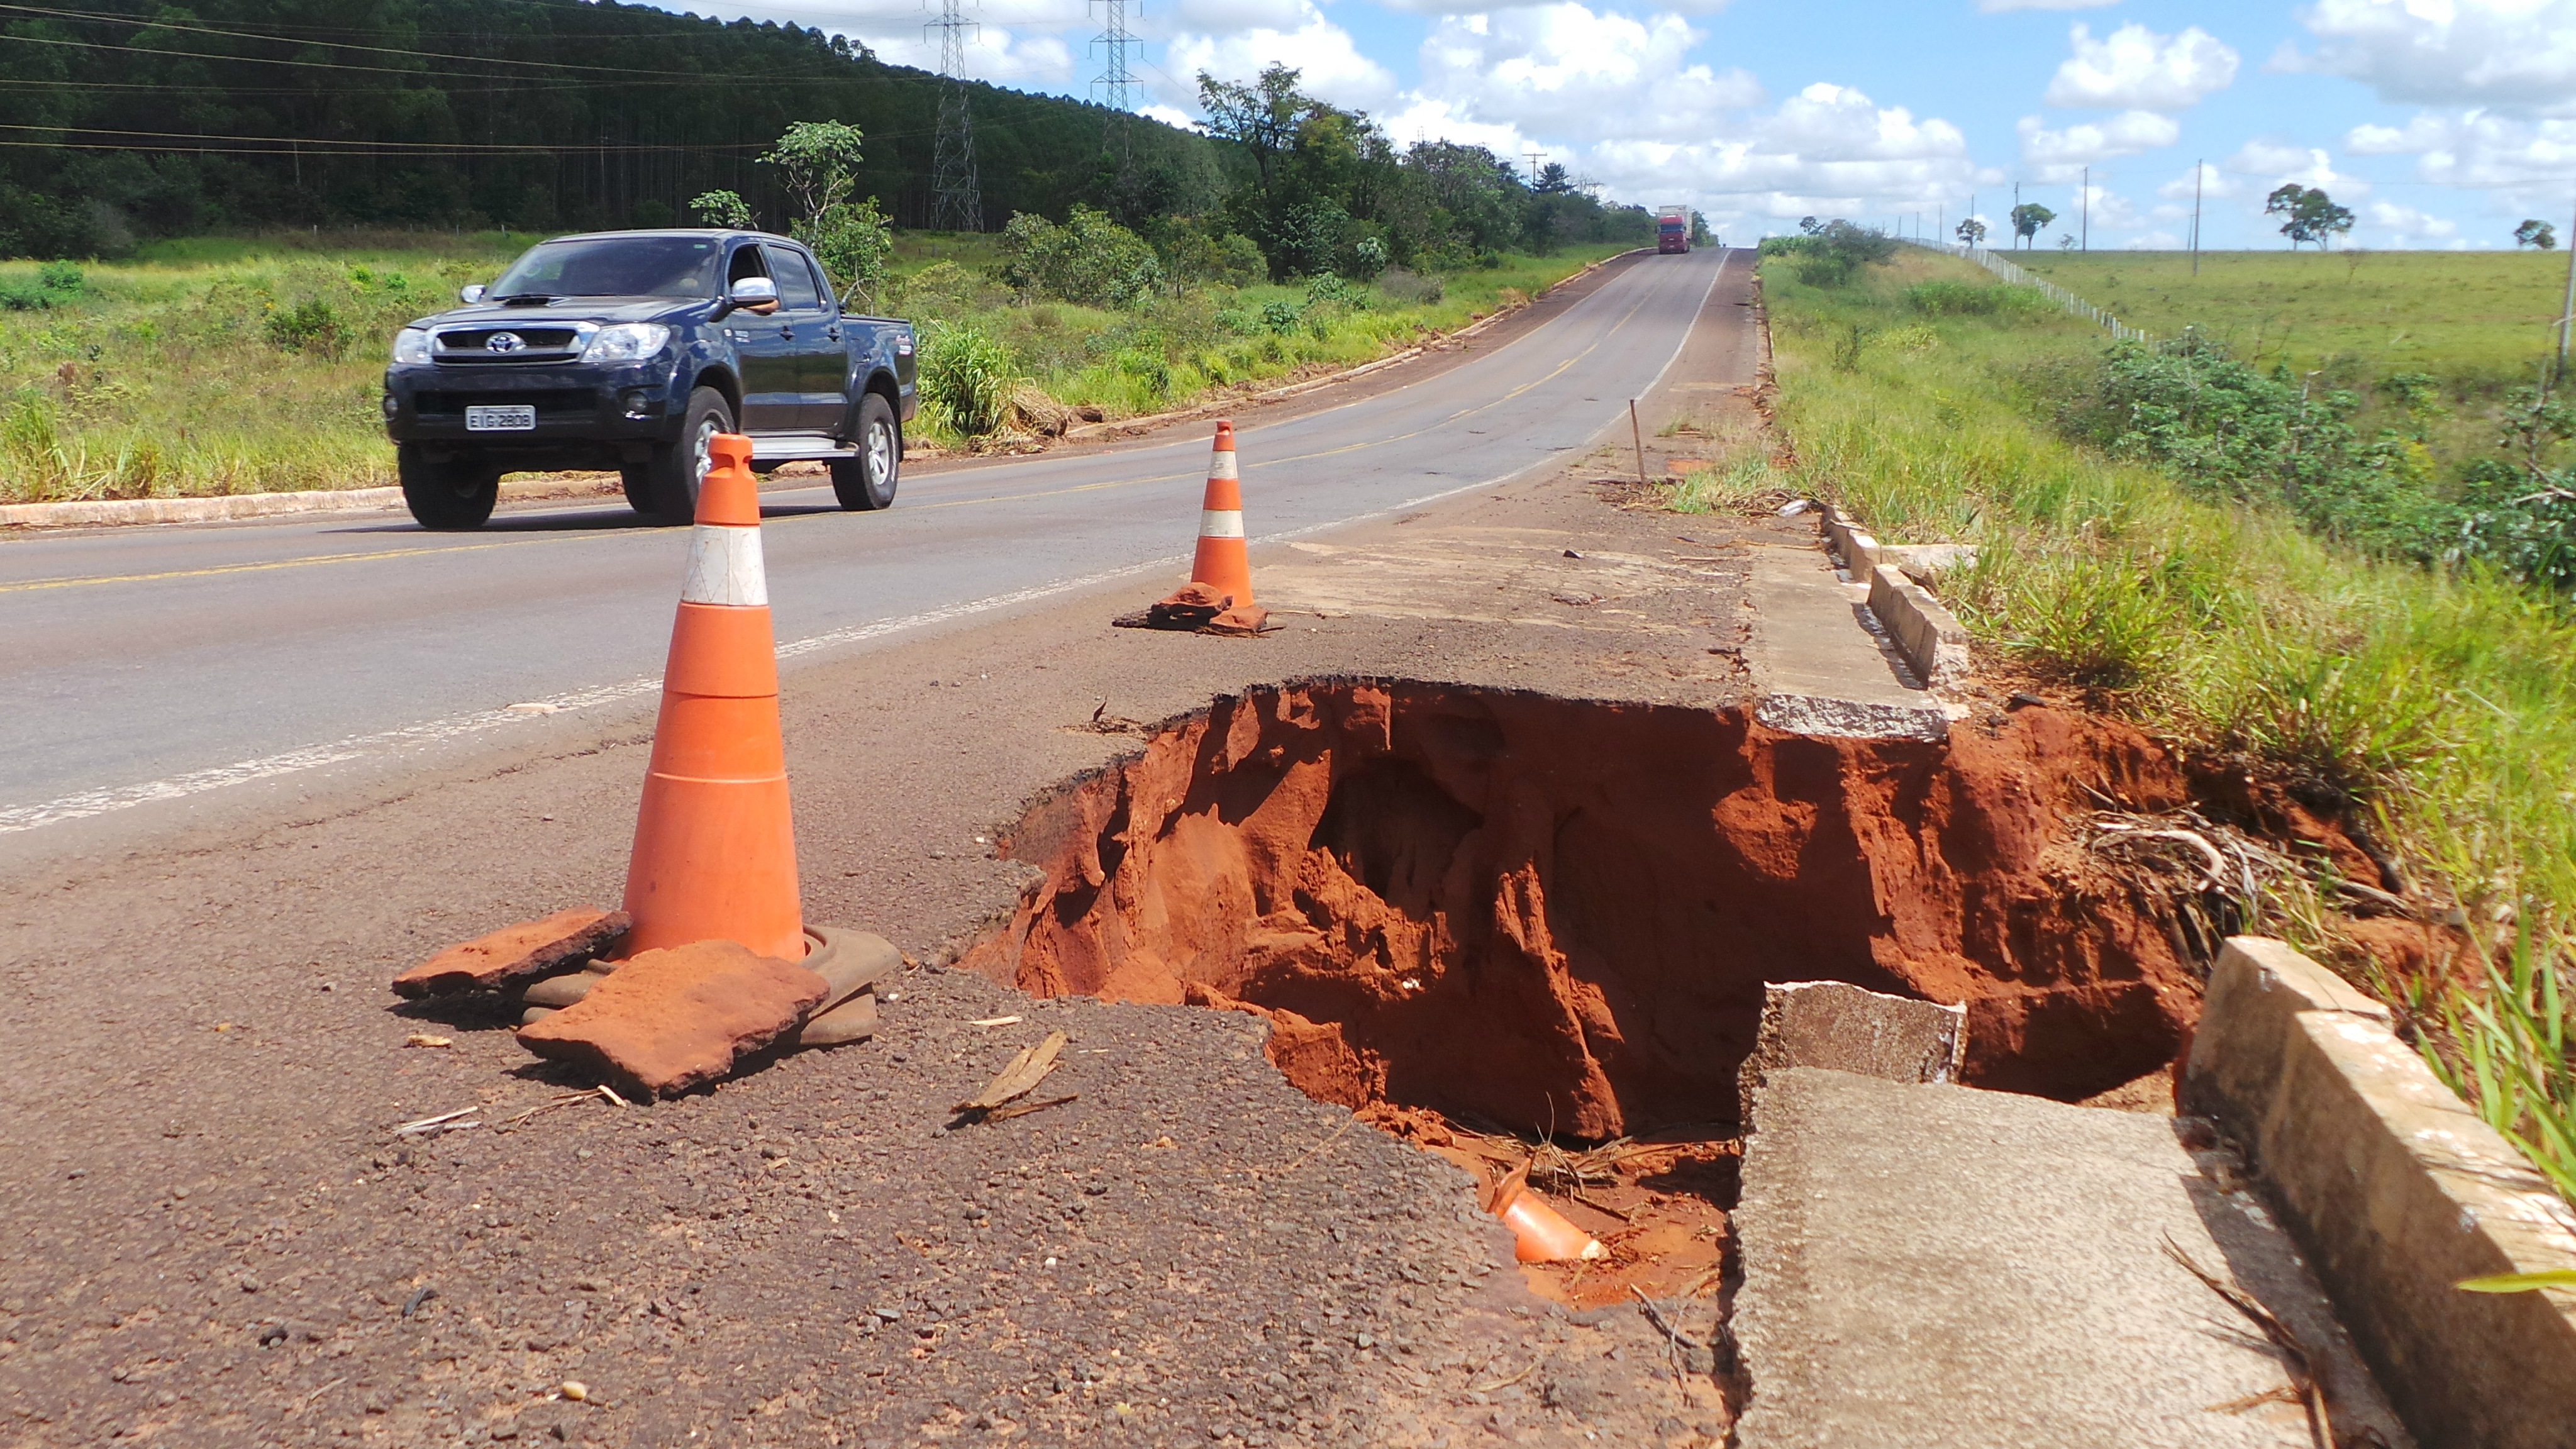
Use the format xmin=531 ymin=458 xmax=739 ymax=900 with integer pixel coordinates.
xmin=1483 ymin=1162 xmax=1608 ymax=1263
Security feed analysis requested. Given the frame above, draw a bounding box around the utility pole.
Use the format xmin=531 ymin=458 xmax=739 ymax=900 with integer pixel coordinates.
xmin=1524 ymin=147 xmax=1546 ymax=186
xmin=2191 ymin=159 xmax=2203 ymax=276
xmin=2080 ymin=165 xmax=2089 ymax=251
xmin=2013 ymin=180 xmax=2021 ymax=250
xmin=927 ymin=0 xmax=984 ymax=232
xmin=1090 ymin=0 xmax=1140 ymax=182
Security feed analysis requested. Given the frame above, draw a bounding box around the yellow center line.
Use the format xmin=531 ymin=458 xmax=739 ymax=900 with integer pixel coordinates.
xmin=4 ymin=283 xmax=1664 ymax=594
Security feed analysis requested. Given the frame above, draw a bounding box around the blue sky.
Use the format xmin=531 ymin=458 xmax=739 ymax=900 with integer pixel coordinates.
xmin=681 ymin=0 xmax=2576 ymax=250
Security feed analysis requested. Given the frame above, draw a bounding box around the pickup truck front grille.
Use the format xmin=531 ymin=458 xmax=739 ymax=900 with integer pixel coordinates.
xmin=413 ymin=389 xmax=598 ymax=418
xmin=432 ymin=326 xmax=585 ymax=364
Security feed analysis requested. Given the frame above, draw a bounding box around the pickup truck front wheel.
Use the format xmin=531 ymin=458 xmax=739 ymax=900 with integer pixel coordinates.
xmin=830 ymin=393 xmax=901 ymax=511
xmin=399 ymin=447 xmax=499 ymax=531
xmin=628 ymin=387 xmax=734 ymax=523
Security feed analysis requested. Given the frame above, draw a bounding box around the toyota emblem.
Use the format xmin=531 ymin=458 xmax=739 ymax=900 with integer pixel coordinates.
xmin=486 ymin=332 xmax=525 ymax=353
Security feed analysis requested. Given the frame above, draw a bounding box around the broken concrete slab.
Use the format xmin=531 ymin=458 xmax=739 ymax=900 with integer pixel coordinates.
xmin=391 ymin=907 xmax=630 ymax=999
xmin=1733 ymin=1067 xmax=2414 ymax=1449
xmin=515 ymin=940 xmax=828 ymax=1098
xmin=2184 ymin=936 xmax=2576 ymax=1449
xmin=1753 ymin=692 xmax=1948 ymax=741
xmin=1736 ymin=979 xmax=1963 ymax=1108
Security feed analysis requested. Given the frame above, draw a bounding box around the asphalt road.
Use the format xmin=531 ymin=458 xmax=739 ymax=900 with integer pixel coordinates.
xmin=0 ymin=247 xmax=1728 ymax=836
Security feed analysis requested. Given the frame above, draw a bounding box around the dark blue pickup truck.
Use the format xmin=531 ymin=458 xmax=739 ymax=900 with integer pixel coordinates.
xmin=382 ymin=228 xmax=916 ymax=529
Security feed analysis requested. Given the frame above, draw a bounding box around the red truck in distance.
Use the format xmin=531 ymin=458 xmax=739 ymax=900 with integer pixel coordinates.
xmin=1658 ymin=206 xmax=1690 ymax=254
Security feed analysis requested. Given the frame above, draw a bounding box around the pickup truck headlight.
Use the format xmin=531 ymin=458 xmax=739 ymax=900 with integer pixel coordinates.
xmin=581 ymin=323 xmax=672 ymax=365
xmin=391 ymin=327 xmax=433 ymax=365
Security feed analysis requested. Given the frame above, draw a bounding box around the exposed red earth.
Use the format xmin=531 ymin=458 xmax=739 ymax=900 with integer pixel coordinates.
xmin=967 ymin=680 xmax=2241 ymax=1131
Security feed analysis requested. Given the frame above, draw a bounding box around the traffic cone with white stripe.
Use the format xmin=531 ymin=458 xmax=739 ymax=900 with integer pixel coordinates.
xmin=1143 ymin=420 xmax=1272 ymax=636
xmin=618 ymin=433 xmax=806 ymax=962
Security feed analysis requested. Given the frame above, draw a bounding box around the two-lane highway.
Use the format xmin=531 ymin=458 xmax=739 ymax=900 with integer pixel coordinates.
xmin=0 ymin=247 xmax=1730 ymax=835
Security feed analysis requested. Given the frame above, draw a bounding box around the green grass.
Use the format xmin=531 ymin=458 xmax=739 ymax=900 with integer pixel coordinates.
xmin=2008 ymin=248 xmax=2573 ymax=389
xmin=1757 ymin=247 xmax=2576 ymax=1201
xmin=0 ymin=229 xmax=1620 ymax=503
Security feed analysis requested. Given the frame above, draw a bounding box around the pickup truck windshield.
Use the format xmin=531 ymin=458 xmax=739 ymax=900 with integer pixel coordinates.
xmin=488 ymin=237 xmax=724 ymax=299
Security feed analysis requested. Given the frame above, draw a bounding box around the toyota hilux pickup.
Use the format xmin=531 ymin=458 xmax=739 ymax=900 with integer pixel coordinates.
xmin=382 ymin=228 xmax=916 ymax=529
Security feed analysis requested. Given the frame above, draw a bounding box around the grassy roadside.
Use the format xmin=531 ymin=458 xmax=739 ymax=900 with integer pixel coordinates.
xmin=0 ymin=231 xmax=1624 ymax=504
xmin=2007 ymin=248 xmax=2570 ymax=387
xmin=1738 ymin=246 xmax=2576 ymax=1200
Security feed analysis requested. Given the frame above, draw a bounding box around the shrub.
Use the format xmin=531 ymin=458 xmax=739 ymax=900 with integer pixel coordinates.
xmin=264 ymin=297 xmax=350 ymax=358
xmin=919 ymin=323 xmax=1016 ymax=435
xmin=999 ymin=206 xmax=1162 ymax=308
xmin=1258 ymin=299 xmax=1303 ymax=335
xmin=1377 ymin=267 xmax=1443 ymax=306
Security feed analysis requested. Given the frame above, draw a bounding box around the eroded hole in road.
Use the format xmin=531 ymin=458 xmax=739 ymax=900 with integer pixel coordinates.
xmin=966 ymin=679 xmax=2208 ymax=1305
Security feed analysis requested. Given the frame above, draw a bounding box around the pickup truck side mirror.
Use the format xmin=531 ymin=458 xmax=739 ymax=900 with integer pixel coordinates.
xmin=724 ymin=275 xmax=780 ymax=317
xmin=458 ymin=283 xmax=487 ymax=304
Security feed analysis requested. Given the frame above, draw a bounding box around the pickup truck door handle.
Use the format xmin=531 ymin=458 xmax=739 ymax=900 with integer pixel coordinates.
xmin=826 ymin=325 xmax=841 ymax=341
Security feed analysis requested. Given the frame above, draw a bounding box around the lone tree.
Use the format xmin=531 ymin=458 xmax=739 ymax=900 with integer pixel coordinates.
xmin=1955 ymin=216 xmax=1987 ymax=246
xmin=2265 ymin=184 xmax=2355 ymax=250
xmin=761 ymin=120 xmax=893 ymax=308
xmin=2516 ymin=218 xmax=2559 ymax=250
xmin=2009 ymin=202 xmax=2055 ymax=249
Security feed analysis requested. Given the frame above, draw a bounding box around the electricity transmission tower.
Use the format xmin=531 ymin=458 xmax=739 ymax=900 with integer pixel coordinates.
xmin=926 ymin=0 xmax=983 ymax=231
xmin=1091 ymin=0 xmax=1140 ymax=179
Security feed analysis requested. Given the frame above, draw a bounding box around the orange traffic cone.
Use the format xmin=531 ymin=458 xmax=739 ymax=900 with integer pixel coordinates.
xmin=619 ymin=434 xmax=806 ymax=962
xmin=1145 ymin=421 xmax=1272 ymax=635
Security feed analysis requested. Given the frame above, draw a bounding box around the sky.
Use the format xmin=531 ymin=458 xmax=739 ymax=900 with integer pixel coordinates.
xmin=663 ymin=0 xmax=2576 ymax=250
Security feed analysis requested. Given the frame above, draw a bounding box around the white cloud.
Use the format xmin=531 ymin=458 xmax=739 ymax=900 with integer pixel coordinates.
xmin=2157 ymin=158 xmax=2237 ymax=201
xmin=2287 ymin=0 xmax=2576 ymax=116
xmin=1977 ymin=0 xmax=2117 ymax=9
xmin=2018 ymin=110 xmax=2182 ymax=175
xmin=1404 ymin=5 xmax=1763 ymax=147
xmin=1570 ymin=82 xmax=1980 ymax=224
xmin=1163 ymin=1 xmax=1401 ymax=111
xmin=2228 ymin=140 xmax=2373 ymax=198
xmin=2124 ymin=229 xmax=2184 ymax=248
xmin=1373 ymin=0 xmax=1735 ymax=14
xmin=2340 ymin=111 xmax=2576 ymax=205
xmin=2044 ymin=23 xmax=2240 ymax=111
xmin=711 ymin=0 xmax=1081 ymax=87
xmin=2368 ymin=200 xmax=2462 ymax=244
xmin=1158 ymin=0 xmax=1309 ymax=31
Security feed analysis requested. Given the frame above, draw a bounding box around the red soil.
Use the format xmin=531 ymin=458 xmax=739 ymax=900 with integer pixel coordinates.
xmin=964 ymin=680 xmax=2216 ymax=1137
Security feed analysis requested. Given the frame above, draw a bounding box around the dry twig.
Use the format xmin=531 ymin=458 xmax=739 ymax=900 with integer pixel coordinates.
xmin=2162 ymin=1236 xmax=2333 ymax=1449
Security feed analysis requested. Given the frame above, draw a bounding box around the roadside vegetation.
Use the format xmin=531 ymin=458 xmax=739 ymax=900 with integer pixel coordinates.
xmin=1742 ymin=238 xmax=2576 ymax=1201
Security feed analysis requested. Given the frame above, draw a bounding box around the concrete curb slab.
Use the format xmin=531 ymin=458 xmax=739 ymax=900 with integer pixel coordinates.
xmin=1865 ymin=564 xmax=1972 ymax=693
xmin=2183 ymin=936 xmax=2576 ymax=1448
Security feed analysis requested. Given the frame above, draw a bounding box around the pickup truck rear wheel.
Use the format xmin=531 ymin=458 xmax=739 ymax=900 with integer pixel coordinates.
xmin=399 ymin=447 xmax=499 ymax=530
xmin=633 ymin=387 xmax=734 ymax=523
xmin=830 ymin=393 xmax=900 ymax=511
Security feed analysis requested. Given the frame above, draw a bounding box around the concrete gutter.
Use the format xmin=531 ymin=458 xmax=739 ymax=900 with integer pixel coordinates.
xmin=2184 ymin=936 xmax=2576 ymax=1448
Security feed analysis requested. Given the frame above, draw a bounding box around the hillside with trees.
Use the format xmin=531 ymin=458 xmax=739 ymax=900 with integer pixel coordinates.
xmin=0 ymin=2 xmax=1657 ymax=271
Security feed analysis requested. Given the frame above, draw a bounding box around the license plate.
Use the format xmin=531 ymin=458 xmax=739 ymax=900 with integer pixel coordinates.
xmin=465 ymin=404 xmax=536 ymax=431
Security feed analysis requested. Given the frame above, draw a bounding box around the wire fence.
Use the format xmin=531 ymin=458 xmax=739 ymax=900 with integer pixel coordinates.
xmin=1904 ymin=239 xmax=2155 ymax=345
